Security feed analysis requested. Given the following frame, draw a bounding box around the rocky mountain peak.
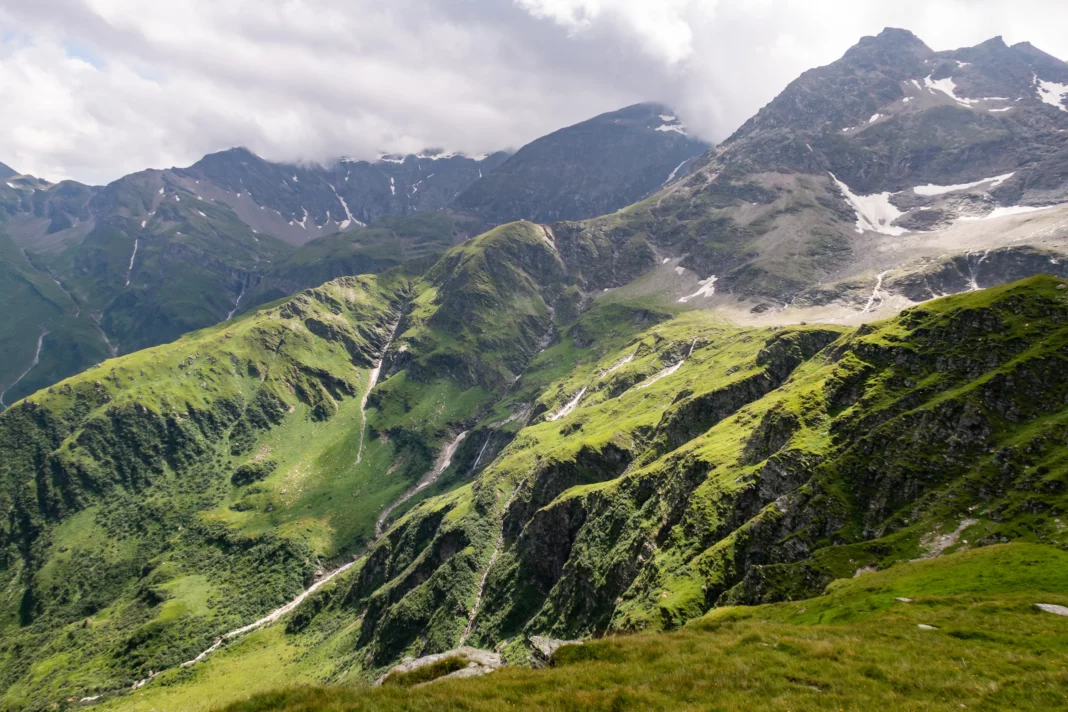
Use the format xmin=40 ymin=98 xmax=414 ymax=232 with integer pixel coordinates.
xmin=864 ymin=27 xmax=929 ymax=50
xmin=453 ymin=102 xmax=707 ymax=224
xmin=843 ymin=27 xmax=932 ymax=68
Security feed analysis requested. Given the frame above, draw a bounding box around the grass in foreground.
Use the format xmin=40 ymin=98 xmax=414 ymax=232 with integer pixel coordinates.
xmin=217 ymin=543 xmax=1068 ymax=712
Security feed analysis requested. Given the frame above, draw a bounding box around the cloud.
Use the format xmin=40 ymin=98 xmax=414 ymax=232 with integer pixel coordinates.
xmin=0 ymin=0 xmax=1065 ymax=184
xmin=516 ymin=0 xmax=701 ymax=63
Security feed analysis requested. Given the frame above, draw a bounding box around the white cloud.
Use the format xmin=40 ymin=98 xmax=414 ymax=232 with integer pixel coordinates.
xmin=516 ymin=0 xmax=703 ymax=63
xmin=0 ymin=0 xmax=1066 ymax=184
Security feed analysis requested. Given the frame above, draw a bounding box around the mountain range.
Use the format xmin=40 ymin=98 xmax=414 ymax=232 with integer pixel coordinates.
xmin=0 ymin=28 xmax=1067 ymax=712
xmin=0 ymin=103 xmax=707 ymax=408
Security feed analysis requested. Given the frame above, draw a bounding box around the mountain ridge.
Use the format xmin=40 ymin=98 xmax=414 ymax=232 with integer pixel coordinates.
xmin=0 ymin=102 xmax=705 ymax=408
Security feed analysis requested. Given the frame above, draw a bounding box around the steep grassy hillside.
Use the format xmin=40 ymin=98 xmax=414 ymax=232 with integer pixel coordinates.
xmin=0 ymin=173 xmax=296 ymax=405
xmin=220 ymin=542 xmax=1068 ymax=711
xmin=290 ymin=275 xmax=1065 ymax=666
xmin=65 ymin=274 xmax=1068 ymax=712
xmin=0 ymin=200 xmax=477 ymax=407
xmin=0 ymin=271 xmax=412 ymax=710
xmin=0 ymin=221 xmax=600 ymax=710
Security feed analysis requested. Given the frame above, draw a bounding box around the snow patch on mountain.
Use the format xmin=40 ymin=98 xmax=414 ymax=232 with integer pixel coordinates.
xmin=913 ymin=172 xmax=1014 ymax=196
xmin=330 ymin=184 xmax=362 ymax=229
xmin=829 ymin=173 xmax=906 ymax=236
xmin=959 ymin=205 xmax=1057 ymax=221
xmin=601 ymin=352 xmax=635 ymax=379
xmin=678 ymin=275 xmax=717 ymax=303
xmin=638 ymin=361 xmax=684 ymax=389
xmin=665 ymin=159 xmax=688 ymax=184
xmin=1035 ymin=74 xmax=1068 ymax=112
xmin=545 ymin=387 xmax=587 ymax=422
xmin=923 ymin=75 xmax=1009 ymax=108
xmin=124 ymin=239 xmax=139 ymax=287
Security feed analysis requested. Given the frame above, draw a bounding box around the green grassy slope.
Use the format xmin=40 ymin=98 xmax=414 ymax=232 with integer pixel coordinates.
xmin=0 ymin=173 xmax=478 ymax=406
xmin=218 ymin=542 xmax=1068 ymax=711
xmin=94 ymin=275 xmax=1068 ymax=712
xmin=41 ymin=199 xmax=294 ymax=356
xmin=0 ymin=272 xmax=413 ymax=710
xmin=0 ymin=221 xmax=590 ymax=709
xmin=273 ymin=276 xmax=1068 ymax=660
xmin=1 ymin=235 xmax=1065 ymax=710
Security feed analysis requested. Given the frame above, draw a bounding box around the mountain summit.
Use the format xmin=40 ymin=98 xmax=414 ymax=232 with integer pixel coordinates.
xmin=455 ymin=103 xmax=708 ymax=224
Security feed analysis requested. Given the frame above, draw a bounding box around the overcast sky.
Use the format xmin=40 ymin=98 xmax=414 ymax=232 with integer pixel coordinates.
xmin=2 ymin=0 xmax=1067 ymax=185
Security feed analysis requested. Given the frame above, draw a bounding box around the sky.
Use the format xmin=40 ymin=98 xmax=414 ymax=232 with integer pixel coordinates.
xmin=1 ymin=0 xmax=1067 ymax=185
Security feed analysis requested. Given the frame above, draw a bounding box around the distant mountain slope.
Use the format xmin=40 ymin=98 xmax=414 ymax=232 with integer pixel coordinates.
xmin=454 ymin=103 xmax=709 ymax=224
xmin=0 ymin=104 xmax=701 ymax=405
xmin=173 ymin=147 xmax=511 ymax=245
xmin=539 ymin=29 xmax=1068 ymax=318
xmin=714 ymin=28 xmax=1068 ymax=200
xmin=240 ymin=211 xmax=485 ymax=310
xmin=0 ymin=231 xmax=111 ymax=410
